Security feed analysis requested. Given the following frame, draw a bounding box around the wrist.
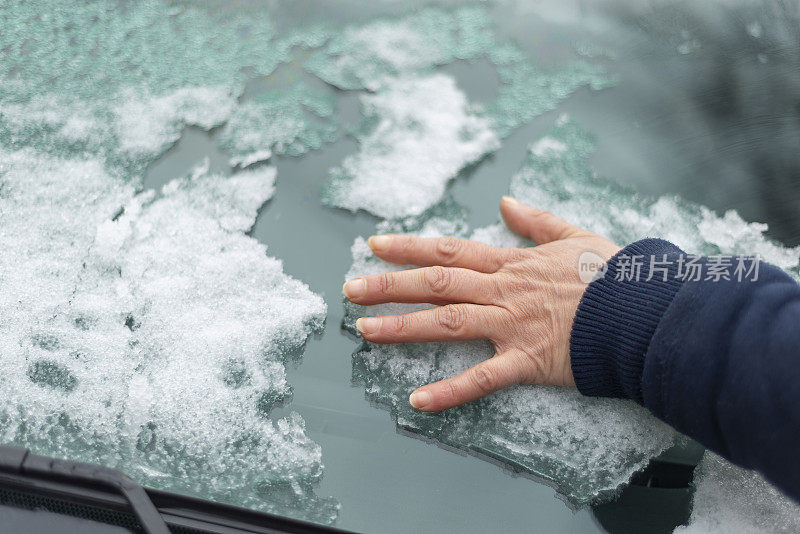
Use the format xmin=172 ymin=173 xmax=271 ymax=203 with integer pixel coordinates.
xmin=569 ymin=238 xmax=686 ymax=402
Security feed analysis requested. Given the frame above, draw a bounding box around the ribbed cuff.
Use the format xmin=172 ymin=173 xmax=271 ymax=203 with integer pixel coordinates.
xmin=570 ymin=238 xmax=686 ymax=403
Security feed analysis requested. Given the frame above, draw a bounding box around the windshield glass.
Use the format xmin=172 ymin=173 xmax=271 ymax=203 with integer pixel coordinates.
xmin=1 ymin=1 xmax=799 ymax=532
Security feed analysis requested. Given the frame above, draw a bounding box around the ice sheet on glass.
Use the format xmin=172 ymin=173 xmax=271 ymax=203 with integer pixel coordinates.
xmin=0 ymin=0 xmax=338 ymax=523
xmin=218 ymin=83 xmax=339 ymax=168
xmin=0 ymin=151 xmax=337 ymax=521
xmin=506 ymin=116 xmax=800 ymax=271
xmin=0 ymin=1 xmax=333 ymax=175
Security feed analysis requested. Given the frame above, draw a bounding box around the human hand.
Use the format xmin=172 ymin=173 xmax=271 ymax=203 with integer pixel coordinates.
xmin=343 ymin=197 xmax=621 ymax=412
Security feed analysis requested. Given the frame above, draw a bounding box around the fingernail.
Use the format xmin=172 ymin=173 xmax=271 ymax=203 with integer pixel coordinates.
xmin=502 ymin=195 xmax=520 ymax=205
xmin=368 ymin=235 xmax=393 ymax=251
xmin=356 ymin=317 xmax=381 ymax=335
xmin=409 ymin=389 xmax=432 ymax=409
xmin=343 ymin=278 xmax=366 ymax=299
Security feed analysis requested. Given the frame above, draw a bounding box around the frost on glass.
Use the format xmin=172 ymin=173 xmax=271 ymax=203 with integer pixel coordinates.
xmin=0 ymin=1 xmax=341 ymax=520
xmin=344 ymin=118 xmax=800 ymax=505
xmin=322 ymin=74 xmax=500 ymax=219
xmin=507 ymin=116 xmax=800 ymax=272
xmin=314 ymin=6 xmax=613 ymax=219
xmin=675 ymin=453 xmax=800 ymax=533
xmin=0 ymin=1 xmax=333 ymax=175
xmin=0 ymin=150 xmax=337 ymax=522
xmin=218 ymin=84 xmax=338 ymax=168
xmin=305 ymin=6 xmax=498 ymax=92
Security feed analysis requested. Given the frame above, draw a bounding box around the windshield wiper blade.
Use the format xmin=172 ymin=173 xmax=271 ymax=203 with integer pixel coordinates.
xmin=0 ymin=445 xmax=350 ymax=534
xmin=0 ymin=445 xmax=169 ymax=534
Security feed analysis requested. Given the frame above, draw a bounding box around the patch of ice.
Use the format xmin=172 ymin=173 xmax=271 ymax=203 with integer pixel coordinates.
xmin=485 ymin=53 xmax=613 ymax=138
xmin=323 ymin=74 xmax=500 ymax=219
xmin=113 ymin=87 xmax=237 ymax=161
xmin=311 ymin=6 xmax=612 ymax=217
xmin=305 ymin=6 xmax=496 ymax=91
xmin=217 ymin=84 xmax=338 ymax=165
xmin=508 ymin=116 xmax=800 ymax=272
xmin=0 ymin=1 xmax=344 ymax=522
xmin=231 ymin=149 xmax=273 ymax=169
xmin=675 ymin=453 xmax=800 ymax=533
xmin=159 ymin=161 xmax=276 ymax=233
xmin=530 ymin=136 xmax=568 ymax=157
xmin=0 ymin=1 xmax=332 ymax=174
xmin=0 ymin=148 xmax=337 ymax=523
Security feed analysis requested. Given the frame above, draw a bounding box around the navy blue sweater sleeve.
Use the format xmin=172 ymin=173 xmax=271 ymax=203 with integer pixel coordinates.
xmin=570 ymin=238 xmax=800 ymax=502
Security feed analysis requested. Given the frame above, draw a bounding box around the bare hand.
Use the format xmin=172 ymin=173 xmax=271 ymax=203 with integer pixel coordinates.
xmin=343 ymin=197 xmax=621 ymax=412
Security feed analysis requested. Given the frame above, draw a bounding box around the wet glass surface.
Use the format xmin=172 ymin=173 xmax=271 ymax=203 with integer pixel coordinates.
xmin=150 ymin=1 xmax=799 ymax=532
xmin=144 ymin=3 xmax=800 ymax=530
xmin=4 ymin=0 xmax=800 ymax=532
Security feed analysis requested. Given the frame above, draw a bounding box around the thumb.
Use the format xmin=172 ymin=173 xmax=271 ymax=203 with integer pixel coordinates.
xmin=500 ymin=196 xmax=583 ymax=245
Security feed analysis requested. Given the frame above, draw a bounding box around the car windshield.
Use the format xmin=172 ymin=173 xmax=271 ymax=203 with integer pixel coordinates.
xmin=1 ymin=1 xmax=799 ymax=532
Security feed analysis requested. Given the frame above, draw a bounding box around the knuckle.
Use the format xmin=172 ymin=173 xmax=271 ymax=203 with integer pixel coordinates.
xmin=378 ymin=272 xmax=395 ymax=295
xmin=393 ymin=314 xmax=412 ymax=335
xmin=497 ymin=260 xmax=541 ymax=286
xmin=443 ymin=379 xmax=461 ymax=403
xmin=436 ymin=305 xmax=468 ymax=333
xmin=435 ymin=237 xmax=461 ymax=264
xmin=471 ymin=364 xmax=496 ymax=394
xmin=424 ymin=265 xmax=454 ymax=295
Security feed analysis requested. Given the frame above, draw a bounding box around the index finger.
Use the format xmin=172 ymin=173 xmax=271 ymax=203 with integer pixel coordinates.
xmin=367 ymin=234 xmax=522 ymax=273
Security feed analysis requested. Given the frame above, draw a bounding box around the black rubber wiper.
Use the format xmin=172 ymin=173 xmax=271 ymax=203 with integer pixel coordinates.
xmin=0 ymin=445 xmax=351 ymax=534
xmin=0 ymin=445 xmax=169 ymax=534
